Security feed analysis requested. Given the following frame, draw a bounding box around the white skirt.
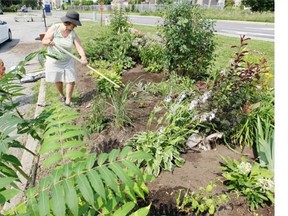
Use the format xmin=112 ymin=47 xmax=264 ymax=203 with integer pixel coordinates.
xmin=45 ymin=57 xmax=76 ymax=83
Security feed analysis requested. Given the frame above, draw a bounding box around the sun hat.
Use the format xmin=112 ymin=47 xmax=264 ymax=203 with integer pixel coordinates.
xmin=61 ymin=10 xmax=82 ymax=26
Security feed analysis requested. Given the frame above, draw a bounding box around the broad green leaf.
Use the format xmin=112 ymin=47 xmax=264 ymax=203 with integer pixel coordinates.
xmin=76 ymin=174 xmax=94 ymax=206
xmin=87 ymin=170 xmax=106 ymax=201
xmin=1 ymin=154 xmax=22 ymax=166
xmin=43 ymin=154 xmax=62 ymax=168
xmin=63 ymin=150 xmax=85 ymax=160
xmin=0 ymin=161 xmax=18 ymax=178
xmin=51 ymin=168 xmax=63 ymax=183
xmin=38 ymin=190 xmax=50 ymax=216
xmin=113 ymin=202 xmax=135 ymax=216
xmin=120 ymin=146 xmax=132 ymax=159
xmin=61 ymin=130 xmax=84 ymax=139
xmin=130 ymin=204 xmax=151 ymax=216
xmin=133 ymin=183 xmax=145 ymax=200
xmin=122 ymin=160 xmax=143 ymax=180
xmin=140 ymin=181 xmax=149 ymax=194
xmin=86 ymin=154 xmax=97 ymax=170
xmin=26 ymin=188 xmax=39 ymax=216
xmin=102 ymin=196 xmax=119 ymax=214
xmin=51 ymin=183 xmax=66 ymax=216
xmin=40 ymin=138 xmax=61 ymax=154
xmin=0 ymin=188 xmax=20 ymax=202
xmin=63 ymin=179 xmax=79 ymax=216
xmin=98 ymin=166 xmax=119 ymax=194
xmin=109 ymin=149 xmax=119 ymax=162
xmin=95 ymin=195 xmax=105 ymax=209
xmin=109 ymin=163 xmax=133 ymax=189
xmin=63 ymin=164 xmax=72 ymax=177
xmin=128 ymin=151 xmax=153 ymax=161
xmin=97 ymin=153 xmax=108 ymax=165
xmin=123 ymin=184 xmax=136 ymax=202
xmin=0 ymin=177 xmax=17 ymax=189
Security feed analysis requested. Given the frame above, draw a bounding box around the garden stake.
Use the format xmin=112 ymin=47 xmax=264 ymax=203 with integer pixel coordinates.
xmin=54 ymin=45 xmax=120 ymax=88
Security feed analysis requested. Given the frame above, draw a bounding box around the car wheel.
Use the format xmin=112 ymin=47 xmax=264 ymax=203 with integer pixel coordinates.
xmin=8 ymin=30 xmax=12 ymax=41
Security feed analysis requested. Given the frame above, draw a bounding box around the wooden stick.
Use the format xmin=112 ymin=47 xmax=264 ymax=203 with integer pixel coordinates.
xmin=54 ymin=45 xmax=120 ymax=88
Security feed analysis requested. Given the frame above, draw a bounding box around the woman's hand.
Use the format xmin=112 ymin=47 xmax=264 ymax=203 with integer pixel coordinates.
xmin=80 ymin=56 xmax=88 ymax=65
xmin=47 ymin=41 xmax=55 ymax=46
xmin=48 ymin=40 xmax=55 ymax=46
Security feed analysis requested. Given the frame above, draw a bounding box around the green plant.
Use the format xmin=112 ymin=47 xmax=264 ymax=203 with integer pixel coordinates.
xmin=85 ymin=94 xmax=108 ymax=133
xmin=87 ymin=62 xmax=124 ymax=96
xmin=161 ymin=3 xmax=215 ymax=79
xmin=0 ymin=51 xmax=51 ymax=206
xmin=255 ymin=116 xmax=274 ymax=172
xmin=176 ymin=182 xmax=230 ymax=215
xmin=4 ymin=103 xmax=154 ymax=215
xmin=139 ymin=35 xmax=166 ymax=73
xmin=220 ymin=156 xmax=274 ymax=210
xmin=85 ymin=31 xmax=138 ymax=70
xmin=39 ymin=104 xmax=87 ymax=168
xmin=127 ymin=94 xmax=199 ymax=176
xmin=231 ymin=88 xmax=274 ymax=152
xmin=109 ymin=82 xmax=133 ymax=128
xmin=145 ymin=72 xmax=195 ymax=96
xmin=210 ymin=35 xmax=272 ymax=146
xmin=110 ymin=7 xmax=132 ymax=33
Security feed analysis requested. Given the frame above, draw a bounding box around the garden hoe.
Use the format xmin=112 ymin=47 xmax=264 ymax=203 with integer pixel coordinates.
xmin=55 ymin=45 xmax=120 ymax=88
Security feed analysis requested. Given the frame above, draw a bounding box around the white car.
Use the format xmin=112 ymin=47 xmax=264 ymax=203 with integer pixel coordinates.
xmin=0 ymin=20 xmax=12 ymax=44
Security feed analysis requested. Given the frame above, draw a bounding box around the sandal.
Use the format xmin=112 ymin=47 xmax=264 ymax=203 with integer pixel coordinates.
xmin=60 ymin=96 xmax=66 ymax=103
xmin=65 ymin=102 xmax=75 ymax=108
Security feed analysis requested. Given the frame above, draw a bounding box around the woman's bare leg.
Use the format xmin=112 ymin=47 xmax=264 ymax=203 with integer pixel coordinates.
xmin=55 ymin=82 xmax=65 ymax=98
xmin=65 ymin=82 xmax=75 ymax=104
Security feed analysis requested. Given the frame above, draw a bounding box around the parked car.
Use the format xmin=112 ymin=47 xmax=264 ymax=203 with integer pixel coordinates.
xmin=0 ymin=8 xmax=4 ymax=14
xmin=0 ymin=20 xmax=12 ymax=44
xmin=21 ymin=5 xmax=28 ymax=12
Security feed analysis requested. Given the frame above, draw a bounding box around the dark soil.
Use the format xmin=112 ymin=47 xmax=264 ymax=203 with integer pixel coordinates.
xmin=74 ymin=63 xmax=274 ymax=216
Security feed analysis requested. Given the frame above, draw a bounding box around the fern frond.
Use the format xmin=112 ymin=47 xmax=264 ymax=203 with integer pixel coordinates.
xmin=13 ymin=146 xmax=153 ymax=215
xmin=39 ymin=104 xmax=86 ymax=168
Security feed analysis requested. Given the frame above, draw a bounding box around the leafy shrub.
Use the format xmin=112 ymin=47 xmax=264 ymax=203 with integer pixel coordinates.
xmin=139 ymin=34 xmax=166 ymax=73
xmin=210 ymin=35 xmax=273 ymax=147
xmin=220 ymin=157 xmax=274 ymax=210
xmin=161 ymin=3 xmax=215 ymax=79
xmin=110 ymin=7 xmax=132 ymax=33
xmin=90 ymin=67 xmax=124 ymax=96
xmin=85 ymin=31 xmax=138 ymax=70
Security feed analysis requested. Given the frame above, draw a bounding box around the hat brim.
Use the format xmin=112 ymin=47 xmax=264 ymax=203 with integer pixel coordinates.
xmin=61 ymin=16 xmax=82 ymax=26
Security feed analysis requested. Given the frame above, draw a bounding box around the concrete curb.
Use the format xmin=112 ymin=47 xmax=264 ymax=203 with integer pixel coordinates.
xmin=3 ymin=78 xmax=46 ymax=211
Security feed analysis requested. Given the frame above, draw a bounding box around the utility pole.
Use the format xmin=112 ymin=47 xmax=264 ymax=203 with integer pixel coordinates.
xmin=100 ymin=0 xmax=103 ymax=26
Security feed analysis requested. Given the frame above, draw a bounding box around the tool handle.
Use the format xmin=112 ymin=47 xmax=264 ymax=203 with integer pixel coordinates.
xmin=54 ymin=45 xmax=120 ymax=88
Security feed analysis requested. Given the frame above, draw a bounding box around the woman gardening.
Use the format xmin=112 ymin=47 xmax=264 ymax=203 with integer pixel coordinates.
xmin=42 ymin=10 xmax=88 ymax=107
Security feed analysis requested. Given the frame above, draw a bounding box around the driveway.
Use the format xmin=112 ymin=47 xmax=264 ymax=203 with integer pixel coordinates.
xmin=0 ymin=12 xmax=59 ymax=69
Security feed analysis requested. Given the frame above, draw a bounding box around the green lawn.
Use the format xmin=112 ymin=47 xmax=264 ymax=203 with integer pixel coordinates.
xmin=76 ymin=21 xmax=274 ymax=76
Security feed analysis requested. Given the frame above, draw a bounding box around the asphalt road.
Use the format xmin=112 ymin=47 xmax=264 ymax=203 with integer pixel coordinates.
xmin=74 ymin=12 xmax=274 ymax=42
